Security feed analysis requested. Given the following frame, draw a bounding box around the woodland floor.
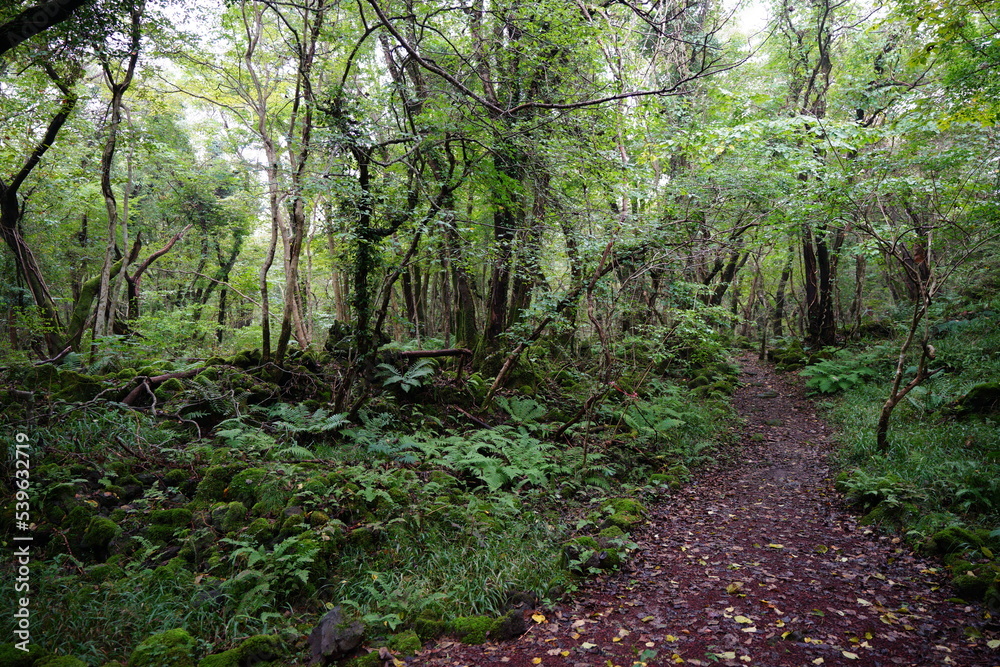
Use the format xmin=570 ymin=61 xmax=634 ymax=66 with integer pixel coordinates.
xmin=411 ymin=355 xmax=1000 ymax=667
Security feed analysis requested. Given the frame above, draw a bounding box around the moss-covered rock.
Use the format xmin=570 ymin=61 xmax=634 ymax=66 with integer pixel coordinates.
xmin=245 ymin=517 xmax=275 ymax=543
xmin=452 ymin=616 xmax=494 ymax=645
xmin=604 ymin=513 xmax=642 ymax=531
xmin=0 ymin=643 xmax=47 ymax=667
xmin=924 ymin=526 xmax=985 ymax=555
xmin=413 ymin=612 xmax=448 ymax=641
xmin=859 ymin=501 xmax=918 ymax=528
xmin=952 ymin=574 xmax=990 ymax=601
xmin=164 ymin=469 xmax=190 ymax=488
xmin=128 ymin=628 xmax=197 ymax=667
xmin=228 ymin=468 xmax=269 ymax=506
xmin=222 ymin=502 xmax=248 ymax=533
xmin=199 ymin=634 xmax=283 ymax=667
xmin=54 ymin=370 xmax=106 ymax=402
xmin=598 ymin=525 xmax=626 ymax=541
xmin=605 ymin=497 xmax=645 ymax=516
xmin=562 ymin=535 xmax=621 ymax=572
xmin=83 ymin=517 xmax=120 ymax=556
xmin=985 ymin=584 xmax=1000 ymax=614
xmin=194 ymin=464 xmax=245 ymax=504
xmin=386 ymin=630 xmax=422 ymax=656
xmin=950 ymin=382 xmax=1000 ymax=415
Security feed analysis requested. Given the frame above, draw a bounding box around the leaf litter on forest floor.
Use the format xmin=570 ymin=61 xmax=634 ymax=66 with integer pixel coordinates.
xmin=415 ymin=355 xmax=998 ymax=667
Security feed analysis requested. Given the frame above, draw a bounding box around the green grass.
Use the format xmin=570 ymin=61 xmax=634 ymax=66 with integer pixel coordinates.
xmin=826 ymin=312 xmax=1000 ymax=532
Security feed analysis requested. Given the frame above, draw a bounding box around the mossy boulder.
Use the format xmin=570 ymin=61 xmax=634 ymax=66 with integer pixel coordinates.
xmin=0 ymin=643 xmax=48 ymax=667
xmin=923 ymin=526 xmax=987 ymax=555
xmin=154 ymin=377 xmax=185 ymax=401
xmin=245 ymin=517 xmax=275 ymax=543
xmin=83 ymin=517 xmax=120 ymax=556
xmin=128 ymin=628 xmax=197 ymax=667
xmin=412 ymin=613 xmax=448 ymax=641
xmin=859 ymin=501 xmax=918 ymax=528
xmin=562 ymin=535 xmax=621 ymax=572
xmin=985 ymin=584 xmax=1000 ymax=614
xmin=54 ymin=370 xmax=105 ymax=402
xmin=222 ymin=502 xmax=248 ymax=533
xmin=386 ymin=630 xmax=422 ymax=656
xmin=598 ymin=525 xmax=626 ymax=540
xmin=198 ymin=635 xmax=282 ymax=667
xmin=952 ymin=573 xmax=991 ymax=601
xmin=950 ymin=382 xmax=1000 ymax=415
xmin=604 ymin=512 xmax=642 ymax=531
xmin=228 ymin=468 xmax=269 ymax=506
xmin=452 ymin=616 xmax=494 ymax=645
xmin=164 ymin=469 xmax=190 ymax=488
xmin=605 ymin=497 xmax=645 ymax=516
xmin=194 ymin=464 xmax=245 ymax=504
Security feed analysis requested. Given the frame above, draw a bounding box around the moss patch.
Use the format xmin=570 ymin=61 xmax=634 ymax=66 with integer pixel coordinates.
xmin=128 ymin=628 xmax=197 ymax=667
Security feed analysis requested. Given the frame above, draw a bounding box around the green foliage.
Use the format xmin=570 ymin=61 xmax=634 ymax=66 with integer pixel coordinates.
xmin=801 ymin=353 xmax=877 ymax=394
xmin=376 ymin=358 xmax=436 ymax=393
xmin=220 ymin=533 xmax=320 ymax=620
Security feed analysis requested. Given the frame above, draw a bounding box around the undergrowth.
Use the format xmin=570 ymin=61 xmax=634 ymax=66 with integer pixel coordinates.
xmin=0 ymin=338 xmax=738 ymax=664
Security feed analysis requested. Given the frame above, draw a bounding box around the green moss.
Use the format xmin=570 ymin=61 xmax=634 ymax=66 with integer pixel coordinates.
xmin=925 ymin=526 xmax=985 ymax=555
xmin=985 ymin=584 xmax=1000 ymax=614
xmin=152 ymin=508 xmax=194 ymax=526
xmin=222 ymin=502 xmax=248 ymax=533
xmin=309 ymin=511 xmax=330 ymax=527
xmin=54 ymin=370 xmax=105 ymax=402
xmin=83 ymin=517 xmax=120 ymax=553
xmin=199 ymin=635 xmax=282 ymax=666
xmin=952 ymin=574 xmax=990 ymax=601
xmin=386 ymin=630 xmax=421 ymax=656
xmin=859 ymin=502 xmax=917 ymax=528
xmin=605 ymin=513 xmax=642 ymax=531
xmin=194 ymin=464 xmax=244 ymax=504
xmin=164 ymin=469 xmax=189 ymax=488
xmin=452 ymin=616 xmax=494 ymax=644
xmin=228 ymin=468 xmax=269 ymax=506
xmin=413 ymin=613 xmax=448 ymax=641
xmin=197 ymin=649 xmax=240 ymax=667
xmin=128 ymin=628 xmax=197 ymax=667
xmin=598 ymin=526 xmax=626 ymax=540
xmin=346 ymin=652 xmax=381 ymax=667
xmin=0 ymin=643 xmax=48 ymax=667
xmin=246 ymin=517 xmax=275 ymax=543
xmin=605 ymin=498 xmax=645 ymax=516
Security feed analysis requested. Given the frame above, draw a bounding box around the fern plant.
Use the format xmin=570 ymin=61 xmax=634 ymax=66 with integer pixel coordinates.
xmin=376 ymin=358 xmax=436 ymax=392
xmin=801 ymin=355 xmax=877 ymax=394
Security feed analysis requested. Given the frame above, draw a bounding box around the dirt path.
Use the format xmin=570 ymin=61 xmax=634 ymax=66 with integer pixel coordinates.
xmin=417 ymin=355 xmax=997 ymax=667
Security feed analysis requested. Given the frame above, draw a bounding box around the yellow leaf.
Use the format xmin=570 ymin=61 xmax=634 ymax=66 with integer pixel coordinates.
xmin=815 ymin=545 xmax=829 ymax=554
xmin=665 ymin=634 xmax=679 ymax=642
xmin=767 ymin=543 xmax=784 ymax=549
xmin=741 ymin=627 xmax=757 ymax=633
xmin=726 ymin=582 xmax=744 ymax=594
xmin=856 ymin=598 xmax=872 ymax=606
xmin=864 ymin=632 xmax=872 ymax=639
xmin=581 ymin=642 xmax=597 ymax=649
xmin=842 ymin=651 xmax=859 ymax=660
xmin=570 ymin=632 xmax=581 ymax=639
xmin=872 ymin=572 xmax=886 ymax=580
xmin=812 ymin=659 xmax=825 ymax=665
xmin=642 ymin=615 xmax=655 ymax=622
xmin=672 ymin=654 xmax=685 ymax=664
xmin=532 ymin=613 xmax=546 ymax=623
xmin=734 ymin=615 xmax=752 ymax=624
xmin=988 ymin=639 xmax=1000 ymax=649
xmin=718 ymin=652 xmax=737 ymax=659
xmin=532 ymin=659 xmax=542 ymax=665
xmin=775 ymin=619 xmax=785 ymax=628
xmin=561 ymin=651 xmax=570 ymax=657
xmin=612 ymin=637 xmax=621 ymax=642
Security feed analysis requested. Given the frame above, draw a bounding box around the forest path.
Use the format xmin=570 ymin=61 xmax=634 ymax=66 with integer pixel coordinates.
xmin=417 ymin=355 xmax=996 ymax=667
